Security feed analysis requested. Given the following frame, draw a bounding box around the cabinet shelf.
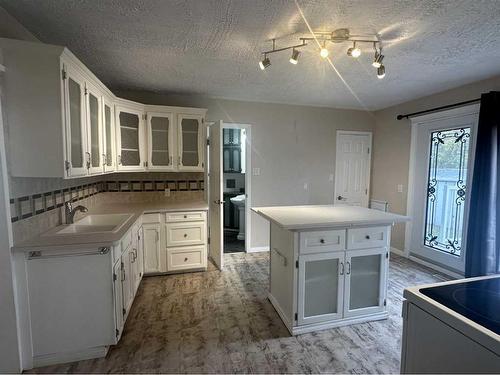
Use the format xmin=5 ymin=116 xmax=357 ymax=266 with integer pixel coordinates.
xmin=120 ymin=126 xmax=138 ymax=131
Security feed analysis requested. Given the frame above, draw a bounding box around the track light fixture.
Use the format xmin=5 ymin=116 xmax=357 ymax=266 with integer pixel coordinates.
xmin=377 ymin=64 xmax=386 ymax=79
xmin=289 ymin=49 xmax=300 ymax=64
xmin=259 ymin=55 xmax=271 ymax=70
xmin=347 ymin=42 xmax=361 ymax=58
xmin=259 ymin=29 xmax=386 ymax=79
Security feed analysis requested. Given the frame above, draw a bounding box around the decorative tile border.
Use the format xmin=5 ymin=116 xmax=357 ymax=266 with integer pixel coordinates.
xmin=10 ymin=178 xmax=204 ymax=223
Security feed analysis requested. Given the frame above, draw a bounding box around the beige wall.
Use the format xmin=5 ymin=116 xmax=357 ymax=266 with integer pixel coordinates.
xmin=116 ymin=91 xmax=375 ymax=249
xmin=371 ymin=75 xmax=500 ymax=250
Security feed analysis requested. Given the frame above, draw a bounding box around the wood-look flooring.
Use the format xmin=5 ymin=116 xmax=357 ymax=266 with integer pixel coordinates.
xmin=31 ymin=253 xmax=448 ymax=374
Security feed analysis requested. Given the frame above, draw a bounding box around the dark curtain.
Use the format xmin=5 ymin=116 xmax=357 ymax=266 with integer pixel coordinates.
xmin=465 ymin=91 xmax=500 ymax=277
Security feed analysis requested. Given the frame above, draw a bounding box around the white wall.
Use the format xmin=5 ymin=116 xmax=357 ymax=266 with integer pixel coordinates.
xmin=115 ymin=91 xmax=375 ymax=249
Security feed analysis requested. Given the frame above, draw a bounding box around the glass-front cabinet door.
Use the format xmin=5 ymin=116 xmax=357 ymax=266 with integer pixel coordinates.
xmin=63 ymin=66 xmax=87 ymax=177
xmin=298 ymin=252 xmax=344 ymax=325
xmin=344 ymin=247 xmax=388 ymax=318
xmin=85 ymin=81 xmax=103 ymax=175
xmin=146 ymin=112 xmax=175 ymax=171
xmin=102 ymin=97 xmax=115 ymax=173
xmin=116 ymin=106 xmax=144 ymax=171
xmin=178 ymin=114 xmax=204 ymax=171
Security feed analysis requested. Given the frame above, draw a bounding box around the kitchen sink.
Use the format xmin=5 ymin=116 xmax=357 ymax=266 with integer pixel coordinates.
xmin=44 ymin=213 xmax=134 ymax=236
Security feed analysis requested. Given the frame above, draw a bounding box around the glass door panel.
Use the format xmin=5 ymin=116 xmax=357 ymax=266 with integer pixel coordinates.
xmin=103 ymin=102 xmax=114 ymax=171
xmin=147 ymin=113 xmax=173 ymax=170
xmin=180 ymin=118 xmax=199 ymax=167
xmin=87 ymin=89 xmax=101 ymax=174
xmin=68 ymin=78 xmax=84 ymax=169
xmin=298 ymin=252 xmax=344 ymax=325
xmin=344 ymin=248 xmax=387 ymax=317
xmin=118 ymin=110 xmax=141 ymax=168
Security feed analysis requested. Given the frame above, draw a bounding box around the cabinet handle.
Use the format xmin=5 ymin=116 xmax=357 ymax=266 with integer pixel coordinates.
xmin=102 ymin=153 xmax=106 ymax=166
xmin=320 ymin=238 xmax=325 ymax=244
xmin=86 ymin=152 xmax=91 ymax=169
xmin=130 ymin=250 xmax=135 ymax=263
xmin=156 ymin=231 xmax=159 ymax=242
xmin=118 ymin=155 xmax=122 ymax=165
xmin=346 ymin=261 xmax=351 ymax=275
xmin=178 ymin=155 xmax=182 ymax=165
xmin=169 ymin=155 xmax=172 ymax=165
xmin=365 ymin=235 xmax=371 ymax=240
xmin=121 ymin=267 xmax=126 ymax=281
xmin=340 ymin=262 xmax=344 ymax=275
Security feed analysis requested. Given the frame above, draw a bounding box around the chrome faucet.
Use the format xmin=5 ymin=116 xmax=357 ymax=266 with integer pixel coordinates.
xmin=65 ymin=201 xmax=88 ymax=224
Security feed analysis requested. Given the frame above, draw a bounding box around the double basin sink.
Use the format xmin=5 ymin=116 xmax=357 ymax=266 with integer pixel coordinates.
xmin=44 ymin=213 xmax=134 ymax=236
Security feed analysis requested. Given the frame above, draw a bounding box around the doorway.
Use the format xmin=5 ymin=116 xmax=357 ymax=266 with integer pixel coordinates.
xmin=406 ymin=105 xmax=479 ymax=274
xmin=334 ymin=131 xmax=372 ymax=207
xmin=208 ymin=122 xmax=251 ymax=269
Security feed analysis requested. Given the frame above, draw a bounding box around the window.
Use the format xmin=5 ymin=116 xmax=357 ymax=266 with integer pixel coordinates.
xmin=423 ymin=127 xmax=471 ymax=256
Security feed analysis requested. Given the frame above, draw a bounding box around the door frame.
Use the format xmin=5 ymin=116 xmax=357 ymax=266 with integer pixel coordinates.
xmin=404 ymin=104 xmax=480 ymax=277
xmin=334 ymin=130 xmax=372 ymax=206
xmin=222 ymin=123 xmax=252 ymax=253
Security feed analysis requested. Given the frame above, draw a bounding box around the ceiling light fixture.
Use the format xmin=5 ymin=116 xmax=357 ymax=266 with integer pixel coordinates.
xmin=259 ymin=29 xmax=385 ymax=80
xmin=377 ymin=65 xmax=386 ymax=79
xmin=347 ymin=42 xmax=361 ymax=58
xmin=289 ymin=49 xmax=300 ymax=64
xmin=259 ymin=55 xmax=271 ymax=70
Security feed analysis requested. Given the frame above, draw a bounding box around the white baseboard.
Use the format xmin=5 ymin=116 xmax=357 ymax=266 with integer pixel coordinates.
xmin=291 ymin=312 xmax=388 ymax=335
xmin=247 ymin=246 xmax=269 ymax=253
xmin=268 ymin=293 xmax=293 ymax=334
xmin=32 ymin=346 xmax=108 ymax=369
xmin=390 ymin=247 xmax=406 ymax=257
xmin=408 ymin=255 xmax=463 ymax=279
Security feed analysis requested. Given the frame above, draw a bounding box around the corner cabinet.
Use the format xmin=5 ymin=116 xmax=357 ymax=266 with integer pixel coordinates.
xmin=0 ymin=38 xmax=207 ymax=178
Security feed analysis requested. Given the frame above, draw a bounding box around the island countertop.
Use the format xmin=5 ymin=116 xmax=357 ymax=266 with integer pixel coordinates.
xmin=252 ymin=205 xmax=410 ymax=230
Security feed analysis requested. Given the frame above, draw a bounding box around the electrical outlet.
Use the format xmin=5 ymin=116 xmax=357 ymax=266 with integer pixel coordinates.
xmin=397 ymin=184 xmax=403 ymax=193
xmin=164 ymin=188 xmax=171 ymax=197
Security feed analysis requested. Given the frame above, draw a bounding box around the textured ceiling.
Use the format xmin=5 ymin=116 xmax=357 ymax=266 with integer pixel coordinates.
xmin=1 ymin=0 xmax=500 ymax=110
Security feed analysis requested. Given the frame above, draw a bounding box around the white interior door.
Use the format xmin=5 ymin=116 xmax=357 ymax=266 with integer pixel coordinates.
xmin=409 ymin=105 xmax=479 ymax=273
xmin=209 ymin=121 xmax=223 ymax=270
xmin=334 ymin=131 xmax=372 ymax=206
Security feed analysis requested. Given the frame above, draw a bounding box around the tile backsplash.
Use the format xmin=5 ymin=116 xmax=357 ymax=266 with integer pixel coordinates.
xmin=9 ymin=173 xmax=204 ymax=223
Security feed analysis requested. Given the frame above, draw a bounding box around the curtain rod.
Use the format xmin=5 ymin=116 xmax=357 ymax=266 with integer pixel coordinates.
xmin=396 ymin=98 xmax=481 ymax=120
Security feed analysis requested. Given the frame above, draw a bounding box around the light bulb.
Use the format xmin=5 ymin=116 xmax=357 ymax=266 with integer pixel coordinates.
xmin=320 ymin=47 xmax=329 ymax=58
xmin=372 ymin=52 xmax=384 ymax=68
xmin=347 ymin=44 xmax=361 ymax=58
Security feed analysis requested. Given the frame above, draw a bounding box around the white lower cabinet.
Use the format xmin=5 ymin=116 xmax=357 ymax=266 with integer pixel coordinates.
xmin=142 ymin=222 xmax=163 ymax=274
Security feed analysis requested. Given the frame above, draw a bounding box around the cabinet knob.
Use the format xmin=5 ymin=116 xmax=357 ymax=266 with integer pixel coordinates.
xmin=184 ymin=233 xmax=188 ymax=238
xmin=184 ymin=257 xmax=188 ymax=262
xmin=184 ymin=215 xmax=187 ymax=219
xmin=320 ymin=238 xmax=325 ymax=244
xmin=365 ymin=235 xmax=371 ymax=240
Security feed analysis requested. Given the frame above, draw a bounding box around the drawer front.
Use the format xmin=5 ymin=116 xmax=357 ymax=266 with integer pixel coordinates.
xmin=299 ymin=229 xmax=346 ymax=254
xmin=167 ymin=245 xmax=206 ymax=271
xmin=166 ymin=222 xmax=206 ymax=247
xmin=347 ymin=226 xmax=389 ymax=250
xmin=165 ymin=211 xmax=206 ymax=223
xmin=142 ymin=213 xmax=161 ymax=224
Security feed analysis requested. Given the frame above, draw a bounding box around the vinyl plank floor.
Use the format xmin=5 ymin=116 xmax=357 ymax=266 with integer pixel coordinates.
xmin=30 ymin=252 xmax=448 ymax=374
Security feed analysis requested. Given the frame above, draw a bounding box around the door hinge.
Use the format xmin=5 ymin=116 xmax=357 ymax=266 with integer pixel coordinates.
xmin=84 ymin=87 xmax=88 ymax=95
xmin=206 ymin=138 xmax=210 ymax=146
xmin=143 ymin=161 xmax=148 ymax=167
xmin=115 ymin=328 xmax=119 ymax=338
xmin=294 ymin=313 xmax=298 ymax=321
xmin=386 ymin=252 xmax=389 ymax=259
xmin=207 ymin=237 xmax=210 ymax=244
xmin=365 ymin=188 xmax=368 ymax=195
xmin=367 ymin=147 xmax=370 ymax=154
xmin=113 ymin=273 xmax=117 ymax=281
xmin=122 ymin=308 xmax=126 ymax=316
xmin=61 ymin=69 xmax=67 ymax=80
xmin=383 ymin=299 xmax=387 ymax=306
xmin=64 ymin=160 xmax=71 ymax=171
xmin=295 ymin=260 xmax=299 ymax=268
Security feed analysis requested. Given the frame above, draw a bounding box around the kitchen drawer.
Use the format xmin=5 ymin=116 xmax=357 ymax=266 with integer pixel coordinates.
xmin=166 ymin=222 xmax=206 ymax=247
xmin=165 ymin=211 xmax=206 ymax=223
xmin=299 ymin=229 xmax=346 ymax=254
xmin=347 ymin=226 xmax=389 ymax=250
xmin=167 ymin=245 xmax=206 ymax=271
xmin=142 ymin=213 xmax=161 ymax=224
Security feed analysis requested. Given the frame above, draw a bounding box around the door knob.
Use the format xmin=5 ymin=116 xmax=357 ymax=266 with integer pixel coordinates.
xmin=337 ymin=195 xmax=345 ymax=201
xmin=214 ymin=199 xmax=226 ymax=204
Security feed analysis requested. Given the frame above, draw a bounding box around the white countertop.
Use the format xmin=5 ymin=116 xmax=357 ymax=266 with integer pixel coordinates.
xmin=12 ymin=200 xmax=208 ymax=251
xmin=252 ymin=205 xmax=410 ymax=230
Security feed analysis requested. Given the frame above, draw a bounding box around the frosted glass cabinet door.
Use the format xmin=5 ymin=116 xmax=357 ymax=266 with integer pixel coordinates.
xmin=344 ymin=247 xmax=388 ymax=318
xmin=116 ymin=106 xmax=144 ymax=170
xmin=298 ymin=252 xmax=344 ymax=325
xmin=147 ymin=112 xmax=174 ymax=170
xmin=64 ymin=68 xmax=87 ymax=177
xmin=102 ymin=99 xmax=115 ymax=173
xmin=178 ymin=114 xmax=204 ymax=171
xmin=85 ymin=82 xmax=102 ymax=175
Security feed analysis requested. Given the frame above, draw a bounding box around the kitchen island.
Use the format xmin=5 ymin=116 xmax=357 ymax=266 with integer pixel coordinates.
xmin=252 ymin=205 xmax=410 ymax=335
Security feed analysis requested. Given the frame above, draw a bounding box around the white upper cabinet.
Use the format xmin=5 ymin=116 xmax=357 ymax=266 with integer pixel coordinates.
xmin=0 ymin=38 xmax=206 ymax=178
xmin=146 ymin=112 xmax=175 ymax=171
xmin=102 ymin=95 xmax=116 ymax=173
xmin=63 ymin=65 xmax=88 ymax=177
xmin=177 ymin=114 xmax=205 ymax=171
xmin=115 ymin=101 xmax=146 ymax=171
